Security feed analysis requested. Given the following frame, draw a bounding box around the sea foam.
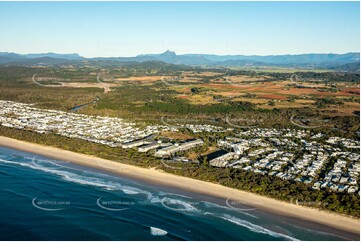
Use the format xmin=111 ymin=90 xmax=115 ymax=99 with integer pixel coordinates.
xmin=150 ymin=227 xmax=168 ymax=236
xmin=217 ymin=214 xmax=299 ymax=241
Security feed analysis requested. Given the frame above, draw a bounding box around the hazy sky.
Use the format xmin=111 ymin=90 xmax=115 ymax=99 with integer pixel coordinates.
xmin=0 ymin=1 xmax=359 ymax=57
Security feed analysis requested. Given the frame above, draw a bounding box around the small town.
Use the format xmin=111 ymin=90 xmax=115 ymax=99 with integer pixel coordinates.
xmin=0 ymin=100 xmax=359 ymax=194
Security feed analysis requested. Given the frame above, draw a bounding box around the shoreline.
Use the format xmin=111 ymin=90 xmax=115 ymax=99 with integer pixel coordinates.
xmin=0 ymin=136 xmax=359 ymax=236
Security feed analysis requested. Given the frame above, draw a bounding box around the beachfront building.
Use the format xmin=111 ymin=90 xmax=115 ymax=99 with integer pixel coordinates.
xmin=209 ymin=152 xmax=237 ymax=167
xmin=122 ymin=139 xmax=151 ymax=149
xmin=155 ymin=139 xmax=204 ymax=157
xmin=138 ymin=141 xmax=161 ymax=152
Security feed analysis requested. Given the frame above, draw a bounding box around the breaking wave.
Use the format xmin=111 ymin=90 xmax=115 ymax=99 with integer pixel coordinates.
xmin=160 ymin=197 xmax=201 ymax=213
xmin=216 ymin=214 xmax=299 ymax=241
xmin=0 ymin=158 xmax=150 ymax=197
xmin=202 ymin=200 xmax=259 ymax=219
xmin=150 ymin=227 xmax=168 ymax=236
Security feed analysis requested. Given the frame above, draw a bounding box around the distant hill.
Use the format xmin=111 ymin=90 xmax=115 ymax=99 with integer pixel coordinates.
xmin=0 ymin=51 xmax=359 ymax=71
xmin=142 ymin=51 xmax=360 ymax=67
xmin=25 ymin=53 xmax=83 ymax=60
xmin=0 ymin=52 xmax=83 ymax=66
xmin=325 ymin=62 xmax=360 ymax=73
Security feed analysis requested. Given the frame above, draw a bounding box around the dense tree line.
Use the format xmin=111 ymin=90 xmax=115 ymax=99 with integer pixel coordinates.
xmin=292 ymin=71 xmax=360 ymax=83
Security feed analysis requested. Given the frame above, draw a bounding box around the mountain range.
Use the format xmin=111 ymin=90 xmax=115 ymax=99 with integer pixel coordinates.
xmin=0 ymin=51 xmax=359 ymax=71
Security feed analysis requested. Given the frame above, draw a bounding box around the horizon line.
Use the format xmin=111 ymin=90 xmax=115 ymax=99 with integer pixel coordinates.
xmin=1 ymin=50 xmax=360 ymax=59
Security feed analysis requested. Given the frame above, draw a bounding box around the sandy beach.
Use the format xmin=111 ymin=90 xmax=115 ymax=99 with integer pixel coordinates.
xmin=0 ymin=135 xmax=359 ymax=236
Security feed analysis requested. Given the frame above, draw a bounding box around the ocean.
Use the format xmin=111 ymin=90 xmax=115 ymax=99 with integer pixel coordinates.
xmin=0 ymin=146 xmax=354 ymax=241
